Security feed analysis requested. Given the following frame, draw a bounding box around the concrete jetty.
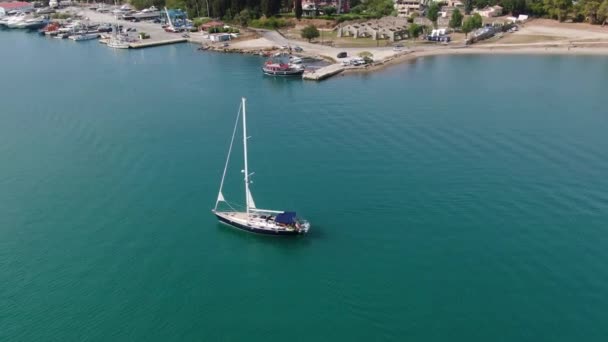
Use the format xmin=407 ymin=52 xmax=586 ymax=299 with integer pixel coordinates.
xmin=303 ymin=64 xmax=345 ymax=81
xmin=129 ymin=38 xmax=188 ymax=49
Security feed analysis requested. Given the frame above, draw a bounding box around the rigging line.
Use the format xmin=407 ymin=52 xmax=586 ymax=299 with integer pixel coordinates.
xmin=215 ymin=101 xmax=242 ymax=210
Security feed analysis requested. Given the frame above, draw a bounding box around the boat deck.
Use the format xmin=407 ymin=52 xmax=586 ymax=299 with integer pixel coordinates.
xmin=216 ymin=211 xmax=297 ymax=232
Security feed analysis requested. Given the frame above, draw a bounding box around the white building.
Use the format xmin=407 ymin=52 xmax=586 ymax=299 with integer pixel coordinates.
xmin=394 ymin=0 xmax=423 ymax=17
xmin=474 ymin=5 xmax=503 ymax=17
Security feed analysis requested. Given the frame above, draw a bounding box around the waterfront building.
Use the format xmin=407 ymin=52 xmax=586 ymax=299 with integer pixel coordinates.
xmin=337 ymin=18 xmax=408 ymax=42
xmin=474 ymin=5 xmax=503 ymax=17
xmin=301 ymin=0 xmax=350 ymax=16
xmin=209 ymin=33 xmax=231 ymax=42
xmin=0 ymin=1 xmax=34 ymax=15
xmin=199 ymin=20 xmax=224 ymax=31
xmin=394 ymin=0 xmax=423 ymax=17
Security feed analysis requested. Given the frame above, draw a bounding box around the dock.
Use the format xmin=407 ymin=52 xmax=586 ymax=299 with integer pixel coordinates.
xmin=129 ymin=38 xmax=188 ymax=49
xmin=303 ymin=64 xmax=345 ymax=81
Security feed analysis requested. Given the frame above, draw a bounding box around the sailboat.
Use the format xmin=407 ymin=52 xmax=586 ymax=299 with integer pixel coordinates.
xmin=212 ymin=98 xmax=311 ymax=236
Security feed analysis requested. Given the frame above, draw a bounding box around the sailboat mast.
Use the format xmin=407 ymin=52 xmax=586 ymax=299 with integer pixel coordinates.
xmin=242 ymin=97 xmax=251 ymax=218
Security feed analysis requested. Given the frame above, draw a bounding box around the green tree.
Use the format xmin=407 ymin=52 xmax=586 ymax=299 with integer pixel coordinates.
xmin=449 ymin=8 xmax=463 ymax=28
xmin=514 ymin=0 xmax=528 ymax=15
xmin=582 ymin=0 xmax=602 ymax=23
xmin=261 ymin=0 xmax=281 ymax=17
xmin=295 ymin=0 xmax=303 ymax=19
xmin=544 ymin=0 xmax=573 ymax=21
xmin=427 ymin=3 xmax=440 ymax=28
xmin=464 ymin=0 xmax=474 ymax=14
xmin=527 ymin=0 xmax=548 ymax=16
xmin=462 ymin=16 xmax=475 ymax=38
xmin=301 ymin=24 xmax=320 ymax=42
xmin=599 ymin=0 xmax=608 ymax=24
xmin=234 ymin=8 xmax=252 ymax=25
xmin=130 ymin=0 xmax=153 ymax=10
xmin=322 ymin=6 xmax=337 ymax=15
xmin=471 ymin=13 xmax=483 ymax=28
xmin=352 ymin=0 xmax=394 ymax=17
xmin=408 ymin=23 xmax=422 ymax=39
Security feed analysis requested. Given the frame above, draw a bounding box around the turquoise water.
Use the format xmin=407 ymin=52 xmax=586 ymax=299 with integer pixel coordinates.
xmin=1 ymin=30 xmax=608 ymax=341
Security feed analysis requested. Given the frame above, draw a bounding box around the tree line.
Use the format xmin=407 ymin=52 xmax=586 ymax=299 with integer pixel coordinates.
xmin=127 ymin=0 xmax=608 ymax=25
xmin=129 ymin=0 xmax=291 ymax=20
xmin=461 ymin=0 xmax=608 ymax=24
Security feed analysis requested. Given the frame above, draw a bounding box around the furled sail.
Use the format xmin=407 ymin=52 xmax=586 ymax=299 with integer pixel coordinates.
xmin=246 ymin=189 xmax=256 ymax=209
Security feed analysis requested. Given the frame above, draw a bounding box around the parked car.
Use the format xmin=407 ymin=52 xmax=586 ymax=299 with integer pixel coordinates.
xmin=294 ymin=46 xmax=303 ymax=52
xmin=337 ymin=51 xmax=347 ymax=58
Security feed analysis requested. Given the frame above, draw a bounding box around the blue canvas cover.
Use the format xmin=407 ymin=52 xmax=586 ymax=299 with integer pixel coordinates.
xmin=275 ymin=212 xmax=296 ymax=224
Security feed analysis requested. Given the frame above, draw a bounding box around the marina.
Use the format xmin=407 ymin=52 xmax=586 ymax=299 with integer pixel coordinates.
xmin=0 ymin=5 xmax=192 ymax=50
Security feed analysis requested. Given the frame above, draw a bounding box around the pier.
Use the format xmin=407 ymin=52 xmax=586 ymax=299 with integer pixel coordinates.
xmin=303 ymin=64 xmax=345 ymax=81
xmin=129 ymin=38 xmax=188 ymax=49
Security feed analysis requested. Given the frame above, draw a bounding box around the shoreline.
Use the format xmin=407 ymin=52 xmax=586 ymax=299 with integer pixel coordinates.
xmin=5 ymin=7 xmax=608 ymax=80
xmin=338 ymin=44 xmax=608 ymax=75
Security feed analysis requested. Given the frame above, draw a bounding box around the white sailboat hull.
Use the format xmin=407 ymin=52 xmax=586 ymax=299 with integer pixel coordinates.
xmin=214 ymin=211 xmax=308 ymax=235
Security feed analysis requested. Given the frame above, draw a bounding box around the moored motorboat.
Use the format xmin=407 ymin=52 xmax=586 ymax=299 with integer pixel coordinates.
xmin=106 ymin=35 xmax=130 ymax=48
xmin=40 ymin=22 xmax=60 ymax=35
xmin=5 ymin=13 xmax=27 ymax=28
xmin=289 ymin=56 xmax=303 ymax=64
xmin=212 ymin=98 xmax=310 ymax=236
xmin=69 ymin=32 xmax=99 ymax=41
xmin=132 ymin=6 xmax=160 ymax=20
xmin=54 ymin=32 xmax=70 ymax=39
xmin=18 ymin=17 xmax=48 ymax=30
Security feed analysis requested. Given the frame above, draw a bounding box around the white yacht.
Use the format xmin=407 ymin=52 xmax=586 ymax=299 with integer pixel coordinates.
xmin=107 ymin=33 xmax=130 ymax=48
xmin=132 ymin=6 xmax=160 ymax=19
xmin=16 ymin=17 xmax=47 ymax=29
xmin=69 ymin=32 xmax=99 ymax=41
xmin=5 ymin=13 xmax=27 ymax=28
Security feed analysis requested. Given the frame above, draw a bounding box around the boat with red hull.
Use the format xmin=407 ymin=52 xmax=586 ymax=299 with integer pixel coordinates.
xmin=261 ymin=60 xmax=304 ymax=76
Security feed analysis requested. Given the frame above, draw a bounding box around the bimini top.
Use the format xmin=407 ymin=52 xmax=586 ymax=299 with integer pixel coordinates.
xmin=275 ymin=211 xmax=296 ymax=224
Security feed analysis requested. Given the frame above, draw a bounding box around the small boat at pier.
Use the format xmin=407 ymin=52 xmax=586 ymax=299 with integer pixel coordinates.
xmin=17 ymin=17 xmax=48 ymax=30
xmin=39 ymin=22 xmax=60 ymax=35
xmin=107 ymin=35 xmax=130 ymax=48
xmin=212 ymin=98 xmax=310 ymax=236
xmin=5 ymin=13 xmax=26 ymax=28
xmin=262 ymin=60 xmax=304 ymax=76
xmin=289 ymin=56 xmax=303 ymax=64
xmin=69 ymin=32 xmax=100 ymax=41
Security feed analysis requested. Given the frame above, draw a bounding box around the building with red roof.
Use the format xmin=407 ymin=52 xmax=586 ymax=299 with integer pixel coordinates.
xmin=0 ymin=1 xmax=34 ymax=15
xmin=199 ymin=20 xmax=224 ymax=31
